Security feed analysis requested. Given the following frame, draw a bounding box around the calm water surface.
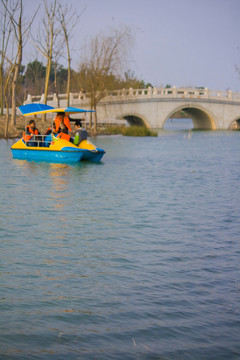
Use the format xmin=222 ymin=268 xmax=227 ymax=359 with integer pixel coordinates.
xmin=0 ymin=129 xmax=240 ymax=359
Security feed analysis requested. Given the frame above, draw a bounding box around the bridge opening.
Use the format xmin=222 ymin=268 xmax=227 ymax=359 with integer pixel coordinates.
xmin=164 ymin=116 xmax=193 ymax=130
xmin=123 ymin=115 xmax=146 ymax=127
xmin=164 ymin=107 xmax=215 ymax=130
xmin=232 ymin=119 xmax=240 ymax=130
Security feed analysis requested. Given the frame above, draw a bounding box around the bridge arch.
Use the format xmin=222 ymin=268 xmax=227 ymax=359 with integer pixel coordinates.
xmin=164 ymin=103 xmax=216 ymax=130
xmin=229 ymin=116 xmax=240 ymax=130
xmin=121 ymin=113 xmax=151 ymax=128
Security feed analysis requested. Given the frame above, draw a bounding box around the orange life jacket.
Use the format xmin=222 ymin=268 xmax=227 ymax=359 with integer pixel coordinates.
xmin=23 ymin=126 xmax=39 ymax=142
xmin=64 ymin=116 xmax=72 ymax=132
xmin=57 ymin=132 xmax=71 ymax=141
xmin=55 ymin=115 xmax=72 ymax=132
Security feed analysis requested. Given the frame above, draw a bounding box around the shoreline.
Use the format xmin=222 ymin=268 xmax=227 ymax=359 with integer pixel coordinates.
xmin=1 ymin=115 xmax=239 ymax=139
xmin=0 ymin=115 xmax=117 ymax=139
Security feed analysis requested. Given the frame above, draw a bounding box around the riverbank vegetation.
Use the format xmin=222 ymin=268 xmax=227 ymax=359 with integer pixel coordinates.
xmin=98 ymin=125 xmax=158 ymax=137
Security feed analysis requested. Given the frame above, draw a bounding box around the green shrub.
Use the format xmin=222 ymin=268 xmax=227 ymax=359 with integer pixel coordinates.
xmin=103 ymin=126 xmax=125 ymax=135
xmin=122 ymin=126 xmax=158 ymax=137
xmin=104 ymin=125 xmax=158 ymax=137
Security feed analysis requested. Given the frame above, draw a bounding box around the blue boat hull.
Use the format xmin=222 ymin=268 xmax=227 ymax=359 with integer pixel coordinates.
xmin=81 ymin=148 xmax=105 ymax=162
xmin=11 ymin=148 xmax=83 ymax=163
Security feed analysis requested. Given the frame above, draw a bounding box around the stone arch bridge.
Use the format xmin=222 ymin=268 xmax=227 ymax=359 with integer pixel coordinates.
xmin=25 ymin=87 xmax=240 ymax=130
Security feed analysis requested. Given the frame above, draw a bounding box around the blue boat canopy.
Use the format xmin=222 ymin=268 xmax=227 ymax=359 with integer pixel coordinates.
xmin=19 ymin=103 xmax=54 ymax=115
xmin=55 ymin=107 xmax=95 ymax=114
xmin=19 ymin=103 xmax=95 ymax=116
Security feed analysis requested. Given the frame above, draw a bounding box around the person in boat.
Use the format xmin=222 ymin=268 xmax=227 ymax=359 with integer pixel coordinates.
xmin=56 ymin=126 xmax=71 ymax=142
xmin=23 ymin=119 xmax=41 ymax=147
xmin=73 ymin=120 xmax=88 ymax=146
xmin=44 ymin=123 xmax=58 ymax=147
xmin=44 ymin=122 xmax=59 ymax=136
xmin=55 ymin=112 xmax=72 ymax=134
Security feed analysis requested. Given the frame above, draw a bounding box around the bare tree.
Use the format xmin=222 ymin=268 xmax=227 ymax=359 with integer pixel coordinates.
xmin=1 ymin=43 xmax=19 ymax=136
xmin=0 ymin=0 xmax=12 ymax=115
xmin=0 ymin=1 xmax=17 ymax=135
xmin=9 ymin=0 xmax=23 ymax=126
xmin=57 ymin=3 xmax=84 ymax=106
xmin=3 ymin=61 xmax=14 ymax=137
xmin=1 ymin=0 xmax=38 ymax=128
xmin=79 ymin=26 xmax=133 ymax=131
xmin=32 ymin=0 xmax=61 ymax=118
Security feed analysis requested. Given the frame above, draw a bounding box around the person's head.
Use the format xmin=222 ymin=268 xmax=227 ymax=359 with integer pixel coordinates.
xmin=52 ymin=123 xmax=57 ymax=132
xmin=29 ymin=119 xmax=35 ymax=129
xmin=74 ymin=120 xmax=82 ymax=129
xmin=57 ymin=112 xmax=65 ymax=121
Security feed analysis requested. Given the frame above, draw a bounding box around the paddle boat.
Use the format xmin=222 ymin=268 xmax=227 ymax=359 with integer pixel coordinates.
xmin=11 ymin=104 xmax=105 ymax=163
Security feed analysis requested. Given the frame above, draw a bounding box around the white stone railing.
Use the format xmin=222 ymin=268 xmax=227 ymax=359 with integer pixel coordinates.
xmin=102 ymin=87 xmax=240 ymax=102
xmin=24 ymin=87 xmax=240 ymax=107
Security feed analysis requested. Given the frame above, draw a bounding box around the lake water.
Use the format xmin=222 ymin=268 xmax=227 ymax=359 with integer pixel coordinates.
xmin=1 ymin=128 xmax=240 ymax=359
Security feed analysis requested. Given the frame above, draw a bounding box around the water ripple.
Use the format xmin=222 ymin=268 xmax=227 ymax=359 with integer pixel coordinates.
xmin=1 ymin=134 xmax=240 ymax=359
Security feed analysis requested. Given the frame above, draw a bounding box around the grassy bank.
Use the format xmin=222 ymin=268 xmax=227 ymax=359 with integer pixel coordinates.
xmin=101 ymin=125 xmax=158 ymax=137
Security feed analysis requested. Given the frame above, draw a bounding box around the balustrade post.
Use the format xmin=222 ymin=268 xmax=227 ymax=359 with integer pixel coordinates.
xmin=25 ymin=94 xmax=32 ymax=104
xmin=129 ymin=88 xmax=133 ymax=96
xmin=228 ymin=90 xmax=232 ymax=100
xmin=69 ymin=92 xmax=74 ymax=105
xmin=40 ymin=94 xmax=45 ymax=103
xmin=53 ymin=93 xmax=58 ymax=107
xmin=79 ymin=91 xmax=85 ymax=101
xmin=147 ymin=87 xmax=152 ymax=97
xmin=153 ymin=87 xmax=158 ymax=95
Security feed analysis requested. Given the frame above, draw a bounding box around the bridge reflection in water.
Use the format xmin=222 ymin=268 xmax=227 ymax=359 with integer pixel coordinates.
xmin=164 ymin=118 xmax=193 ymax=131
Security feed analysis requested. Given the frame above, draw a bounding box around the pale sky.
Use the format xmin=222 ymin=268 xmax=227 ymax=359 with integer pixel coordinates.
xmin=20 ymin=0 xmax=240 ymax=91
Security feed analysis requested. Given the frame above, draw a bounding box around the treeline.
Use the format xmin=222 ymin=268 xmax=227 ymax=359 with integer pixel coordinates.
xmin=12 ymin=60 xmax=151 ymax=107
xmin=0 ymin=0 xmax=151 ymax=135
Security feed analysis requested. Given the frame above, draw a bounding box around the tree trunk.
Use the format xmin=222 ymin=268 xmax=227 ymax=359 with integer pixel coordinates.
xmin=89 ymin=102 xmax=94 ymax=129
xmin=67 ymin=62 xmax=70 ymax=107
xmin=4 ymin=91 xmax=9 ymax=138
xmin=54 ymin=63 xmax=60 ymax=107
xmin=11 ymin=78 xmax=16 ymax=126
xmin=66 ymin=41 xmax=71 ymax=107
xmin=11 ymin=8 xmax=23 ymax=126
xmin=3 ymin=58 xmax=14 ymax=138
xmin=11 ymin=57 xmax=21 ymax=126
xmin=4 ymin=110 xmax=9 ymax=138
xmin=89 ymin=110 xmax=92 ymax=129
xmin=93 ymin=105 xmax=97 ymax=132
xmin=43 ymin=57 xmax=51 ymax=121
xmin=44 ymin=58 xmax=51 ymax=104
xmin=0 ymin=66 xmax=4 ymax=115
